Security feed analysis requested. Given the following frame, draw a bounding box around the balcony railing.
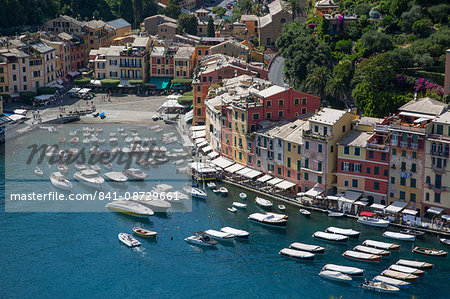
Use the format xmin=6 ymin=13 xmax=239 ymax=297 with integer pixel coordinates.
xmin=389 ymin=123 xmax=426 ymax=134
xmin=367 ymin=143 xmax=390 ymax=152
xmin=431 ymin=163 xmax=446 ymax=171
xmin=303 ymin=130 xmax=333 ymax=141
xmin=427 ymin=183 xmax=447 ymax=192
xmin=411 ymin=143 xmax=418 ymax=149
xmin=431 ymin=151 xmax=450 ymax=157
xmin=400 ymin=141 xmax=408 ymax=147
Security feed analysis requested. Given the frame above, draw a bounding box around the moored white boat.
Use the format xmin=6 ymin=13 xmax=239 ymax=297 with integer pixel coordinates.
xmin=248 ymin=213 xmax=287 ymax=228
xmin=389 ymin=264 xmax=424 ymax=276
xmin=357 ymin=216 xmax=390 ymax=228
xmin=279 ymin=248 xmax=315 ymax=261
xmin=396 ymin=259 xmax=433 ymax=269
xmin=130 ymin=194 xmax=171 ymax=212
xmin=290 ymin=242 xmax=325 ymax=253
xmin=204 ymin=229 xmax=235 ymax=242
xmin=278 ymin=205 xmax=286 ymax=211
xmin=322 ymin=264 xmax=364 ymax=276
xmin=220 ymin=227 xmax=249 ymax=239
xmin=255 ymin=197 xmax=273 ymax=208
xmin=319 ymin=270 xmax=352 ymax=282
xmin=232 ymin=202 xmax=247 ymax=209
xmin=299 ymin=209 xmax=311 ymax=216
xmin=206 ymin=182 xmax=216 ymax=189
xmin=313 ymin=231 xmax=348 ymax=243
xmin=239 ymin=192 xmax=247 ymax=200
xmin=440 ymin=238 xmax=450 ymax=246
xmin=34 ymin=166 xmax=44 ymax=176
xmin=219 ymin=187 xmax=228 ymax=196
xmin=362 ymin=239 xmax=400 ymax=250
xmin=118 ymin=233 xmax=141 ymax=247
xmin=342 ymin=250 xmax=381 ymax=262
xmin=123 ymin=168 xmax=148 ymax=181
xmin=361 ymin=281 xmax=400 ymax=293
xmin=382 ymin=231 xmax=415 ymax=242
xmin=50 ymin=172 xmax=73 ymax=191
xmin=106 ymin=200 xmax=154 ymax=217
xmin=183 ymin=186 xmax=207 ymax=199
xmin=73 ymin=169 xmax=104 ymax=188
xmin=326 ymin=227 xmax=360 ymax=238
xmin=373 ymin=275 xmax=410 ymax=288
xmin=185 ymin=233 xmax=218 ymax=247
xmin=104 ymin=172 xmax=128 ymax=182
xmin=132 ymin=227 xmax=157 ymax=238
xmin=381 ymin=269 xmax=419 ymax=281
xmin=412 ymin=246 xmax=447 ymax=257
xmin=353 ymin=245 xmax=390 ymax=257
xmin=228 ymin=207 xmax=237 ymax=213
xmin=328 ymin=211 xmax=345 ymax=217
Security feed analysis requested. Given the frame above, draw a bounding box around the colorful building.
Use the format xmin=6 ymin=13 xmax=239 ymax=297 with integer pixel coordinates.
xmin=119 ymin=37 xmax=151 ymax=82
xmin=0 ymin=56 xmax=9 ymax=94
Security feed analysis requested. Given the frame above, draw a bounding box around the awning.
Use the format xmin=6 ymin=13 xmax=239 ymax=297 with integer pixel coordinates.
xmin=57 ymin=79 xmax=63 ymax=84
xmin=184 ymin=110 xmax=193 ymax=123
xmin=257 ymin=174 xmax=273 ymax=183
xmin=7 ymin=114 xmax=26 ymax=121
xmin=211 ymin=156 xmax=234 ymax=169
xmin=385 ymin=200 xmax=408 ymax=214
xmin=68 ymin=88 xmax=81 ymax=93
xmin=13 ymin=109 xmax=27 ymax=115
xmin=275 ymin=180 xmax=297 ymax=190
xmin=201 ymin=145 xmax=212 ymax=153
xmin=158 ymin=99 xmax=184 ymax=111
xmin=191 ymin=125 xmax=207 ymax=132
xmin=148 ymin=77 xmax=172 ymax=90
xmin=167 ymin=94 xmax=181 ymax=100
xmin=207 ymin=151 xmax=219 ymax=159
xmin=224 ymin=163 xmax=245 ymax=173
xmin=360 ymin=211 xmax=375 ymax=216
xmin=192 ymin=130 xmax=206 ymax=139
xmin=68 ymin=71 xmax=80 ymax=77
xmin=196 ymin=140 xmax=208 ymax=148
xmin=354 ymin=201 xmax=368 ymax=206
xmin=427 ymin=206 xmax=444 ymax=215
xmin=267 ymin=178 xmax=283 ymax=186
xmin=402 ymin=209 xmax=418 ymax=216
xmin=78 ymin=88 xmax=91 ymax=94
xmin=327 ymin=196 xmax=340 ymax=201
xmin=338 ymin=191 xmax=362 ymax=204
xmin=304 ymin=186 xmax=324 ymax=198
xmin=34 ymin=94 xmax=54 ymax=101
xmin=195 ymin=138 xmax=206 ymax=144
xmin=243 ymin=169 xmax=262 ymax=179
xmin=370 ymin=203 xmax=386 ymax=210
xmin=90 ymin=80 xmax=102 ymax=86
xmin=236 ymin=167 xmax=252 ymax=176
xmin=442 ymin=215 xmax=450 ymax=221
xmin=399 ymin=111 xmax=434 ymax=119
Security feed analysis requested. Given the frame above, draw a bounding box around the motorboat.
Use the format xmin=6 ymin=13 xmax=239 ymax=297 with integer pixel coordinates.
xmin=357 ymin=216 xmax=389 ymax=228
xmin=106 ymin=200 xmax=154 ymax=217
xmin=125 ymin=137 xmax=133 ymax=143
xmin=440 ymin=238 xmax=450 ymax=246
xmin=206 ymin=182 xmax=216 ymax=189
xmin=322 ymin=264 xmax=364 ymax=276
xmin=388 ymin=264 xmax=424 ymax=276
xmin=299 ymin=209 xmax=311 ymax=216
xmin=248 ymin=213 xmax=287 ymax=228
xmin=73 ymin=169 xmax=104 ymax=188
xmin=412 ymin=246 xmax=447 ymax=257
xmin=123 ymin=168 xmax=148 ymax=181
xmin=265 ymin=212 xmax=288 ymax=219
xmin=362 ymin=239 xmax=400 ymax=250
xmin=184 ymin=233 xmax=218 ymax=247
xmin=104 ymin=172 xmax=128 ymax=182
xmin=232 ymin=202 xmax=247 ymax=209
xmin=220 ymin=227 xmax=249 ymax=239
xmin=382 ymin=231 xmax=415 ymax=242
xmin=82 ymin=138 xmax=90 ymax=144
xmin=90 ymin=136 xmax=99 ymax=144
xmin=183 ymin=186 xmax=207 ymax=199
xmin=353 ymin=245 xmax=390 ymax=257
xmin=204 ymin=229 xmax=235 ymax=242
xmin=103 ymin=162 xmax=113 ymax=169
xmin=34 ymin=166 xmax=44 ymax=176
xmin=278 ymin=205 xmax=286 ymax=211
xmin=396 ymin=259 xmax=433 ymax=269
xmin=109 ymin=137 xmax=118 ymax=144
xmin=109 ymin=132 xmax=116 ymax=137
xmin=219 ymin=187 xmax=228 ymax=196
xmin=57 ymin=164 xmax=69 ymax=173
xmin=45 ymin=146 xmax=58 ymax=157
xmin=239 ymin=193 xmax=247 ymax=200
xmin=290 ymin=242 xmax=325 ymax=254
xmin=400 ymin=229 xmax=425 ymax=239
xmin=154 ymin=184 xmax=174 ymax=192
xmin=327 ymin=211 xmax=345 ymax=217
xmin=90 ymin=164 xmax=101 ymax=172
xmin=132 ymin=227 xmax=157 ymax=238
xmin=313 ymin=231 xmax=348 ymax=243
xmin=118 ymin=233 xmax=141 ymax=247
xmin=361 ymin=281 xmax=400 ymax=293
xmin=69 ymin=130 xmax=77 ymax=136
xmin=373 ymin=275 xmax=410 ymax=288
xmin=279 ymin=248 xmax=315 ymax=261
xmin=326 ymin=227 xmax=360 ymax=238
xmin=255 ymin=197 xmax=273 ymax=209
xmin=212 ymin=189 xmax=220 ymax=194
xmin=70 ymin=137 xmax=79 ymax=144
xmin=228 ymin=207 xmax=237 ymax=213
xmin=74 ymin=163 xmax=88 ymax=171
xmin=318 ymin=270 xmax=352 ymax=282
xmin=342 ymin=250 xmax=381 ymax=262
xmin=50 ymin=172 xmax=73 ymax=191
xmin=130 ymin=194 xmax=171 ymax=213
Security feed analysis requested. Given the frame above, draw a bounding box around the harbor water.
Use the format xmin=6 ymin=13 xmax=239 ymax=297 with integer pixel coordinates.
xmin=1 ymin=125 xmax=449 ymax=298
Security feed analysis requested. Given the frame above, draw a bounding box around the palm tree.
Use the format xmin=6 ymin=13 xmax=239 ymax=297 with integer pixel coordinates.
xmin=325 ymin=76 xmax=353 ymax=108
xmin=305 ymin=66 xmax=331 ymax=100
xmin=283 ymin=0 xmax=305 ymax=21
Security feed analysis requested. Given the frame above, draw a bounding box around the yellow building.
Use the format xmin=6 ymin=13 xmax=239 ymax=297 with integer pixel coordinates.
xmin=283 ymin=119 xmax=308 ymax=186
xmin=231 ymin=105 xmax=248 ymax=164
xmin=174 ymin=47 xmax=195 ymax=79
xmin=119 ymin=37 xmax=151 ymax=82
xmin=0 ymin=57 xmax=9 ymax=94
xmin=85 ymin=20 xmax=116 ymax=56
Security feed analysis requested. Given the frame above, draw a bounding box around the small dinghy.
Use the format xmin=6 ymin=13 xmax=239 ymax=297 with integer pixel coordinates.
xmin=299 ymin=209 xmax=311 ymax=216
xmin=104 ymin=172 xmax=128 ymax=182
xmin=382 ymin=231 xmax=415 ymax=242
xmin=319 ymin=270 xmax=352 ymax=282
xmin=440 ymin=238 xmax=450 ymax=246
xmin=342 ymin=250 xmax=381 ymax=262
xmin=206 ymin=182 xmax=216 ymax=189
xmin=322 ymin=264 xmax=364 ymax=276
xmin=132 ymin=227 xmax=157 ymax=238
xmin=248 ymin=213 xmax=287 ymax=228
xmin=400 ymin=229 xmax=425 ymax=238
xmin=381 ymin=269 xmax=418 ymax=281
xmin=290 ymin=242 xmax=325 ymax=253
xmin=328 ymin=211 xmax=345 ymax=217
xmin=118 ymin=233 xmax=141 ymax=247
xmin=278 ymin=205 xmax=286 ymax=211
xmin=213 ymin=189 xmax=220 ymax=194
xmin=220 ymin=227 xmax=249 ymax=239
xmin=90 ymin=164 xmax=101 ymax=171
xmin=326 ymin=227 xmax=360 ymax=238
xmin=34 ymin=167 xmax=44 ymax=176
xmin=74 ymin=163 xmax=88 ymax=171
xmin=228 ymin=207 xmax=237 ymax=213
xmin=70 ymin=137 xmax=79 ymax=144
xmin=412 ymin=246 xmax=447 ymax=257
xmin=389 ymin=264 xmax=424 ymax=276
xmin=362 ymin=239 xmax=400 ymax=250
xmin=232 ymin=202 xmax=247 ymax=209
xmin=255 ymin=197 xmax=273 ymax=208
xmin=361 ymin=281 xmax=400 ymax=293
xmin=50 ymin=172 xmax=73 ymax=191
xmin=313 ymin=231 xmax=348 ymax=243
xmin=57 ymin=164 xmax=69 ymax=173
xmin=396 ymin=259 xmax=433 ymax=269
xmin=204 ymin=229 xmax=235 ymax=242
xmin=219 ymin=187 xmax=228 ymax=196
xmin=239 ymin=193 xmax=247 ymax=200
xmin=353 ymin=245 xmax=390 ymax=257
xmin=373 ymin=275 xmax=410 ymax=288
xmin=183 ymin=186 xmax=207 ymax=199
xmin=279 ymin=248 xmax=315 ymax=261
xmin=185 ymin=233 xmax=218 ymax=247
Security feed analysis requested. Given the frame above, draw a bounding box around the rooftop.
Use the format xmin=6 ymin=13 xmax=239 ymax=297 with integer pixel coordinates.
xmin=356 ymin=116 xmax=382 ymax=127
xmin=30 ymin=42 xmax=55 ymax=53
xmin=338 ymin=130 xmax=373 ymax=147
xmin=282 ymin=119 xmax=309 ymax=144
xmin=433 ymin=111 xmax=450 ymax=124
xmin=309 ymin=108 xmax=347 ymax=126
xmin=399 ymin=97 xmax=447 ymax=117
xmin=315 ymin=0 xmax=338 ymax=8
xmin=174 ymin=46 xmax=195 ymax=59
xmin=151 ymin=46 xmax=165 ymax=57
xmin=107 ymin=45 xmax=125 ymax=56
xmin=58 ymin=15 xmax=85 ymax=27
xmin=241 ymin=15 xmax=258 ymax=21
xmin=107 ymin=18 xmax=131 ymax=29
xmin=254 ymin=85 xmax=287 ymax=98
xmin=132 ymin=36 xmax=150 ymax=48
xmin=160 ymin=22 xmax=177 ymax=28
xmin=0 ymin=48 xmax=30 ymax=59
xmin=86 ymin=20 xmax=107 ymax=30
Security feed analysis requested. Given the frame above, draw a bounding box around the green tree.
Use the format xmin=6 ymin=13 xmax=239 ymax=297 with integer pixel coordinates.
xmin=163 ymin=0 xmax=181 ymax=19
xmin=412 ymin=19 xmax=432 ymax=36
xmin=212 ymin=6 xmax=226 ymax=17
xmin=100 ymin=79 xmax=120 ymax=89
xmin=177 ymin=13 xmax=198 ymax=35
xmin=389 ymin=0 xmax=408 ymax=17
xmin=354 ymin=3 xmax=373 ymax=16
xmin=305 ymin=66 xmax=331 ymax=100
xmin=239 ymin=0 xmax=253 ymax=14
xmin=207 ymin=17 xmax=215 ymax=37
xmin=133 ymin=0 xmax=143 ymax=26
xmin=352 ymin=53 xmax=398 ymax=89
xmin=334 ymin=39 xmax=353 ymax=53
xmin=120 ymin=0 xmax=134 ymax=23
xmin=74 ymin=77 xmax=91 ymax=87
xmin=400 ymin=6 xmax=423 ymax=33
xmin=428 ymin=4 xmax=450 ymax=24
xmin=325 ymin=60 xmax=354 ymax=107
xmin=283 ymin=0 xmax=304 ymax=21
xmin=359 ymin=30 xmax=393 ymax=55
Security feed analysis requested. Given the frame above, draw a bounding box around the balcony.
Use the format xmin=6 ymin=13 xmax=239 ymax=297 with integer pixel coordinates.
xmin=411 ymin=143 xmax=418 ymax=149
xmin=120 ymin=63 xmax=142 ymax=68
xmin=400 ymin=141 xmax=408 ymax=147
xmin=389 ymin=123 xmax=426 ymax=135
xmin=367 ymin=143 xmax=390 ymax=152
xmin=390 ymin=140 xmax=398 ymax=146
xmin=431 ymin=163 xmax=446 ymax=171
xmin=374 ymin=124 xmax=390 ymax=132
xmin=427 ymin=183 xmax=447 ymax=192
xmin=303 ymin=130 xmax=333 ymax=141
xmin=431 ymin=151 xmax=450 ymax=157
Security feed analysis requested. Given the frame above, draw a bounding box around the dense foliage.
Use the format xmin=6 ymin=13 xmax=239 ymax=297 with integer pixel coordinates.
xmin=277 ymin=0 xmax=450 ymax=116
xmin=177 ymin=13 xmax=198 ymax=35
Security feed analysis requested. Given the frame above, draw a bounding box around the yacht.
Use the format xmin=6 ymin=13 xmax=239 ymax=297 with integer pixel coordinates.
xmin=73 ymin=169 xmax=104 ymax=188
xmin=104 ymin=172 xmax=128 ymax=182
xmin=319 ymin=270 xmax=352 ymax=282
xmin=123 ymin=168 xmax=148 ymax=181
xmin=248 ymin=213 xmax=287 ymax=228
xmin=106 ymin=200 xmax=154 ymax=217
xmin=357 ymin=216 xmax=390 ymax=228
xmin=206 ymin=182 xmax=216 ymax=189
xmin=183 ymin=186 xmax=207 ymax=199
xmin=184 ymin=232 xmax=218 ymax=247
xmin=219 ymin=187 xmax=228 ymax=196
xmin=232 ymin=202 xmax=247 ymax=209
xmin=130 ymin=194 xmax=171 ymax=212
xmin=50 ymin=172 xmax=73 ymax=191
xmin=326 ymin=227 xmax=360 ymax=238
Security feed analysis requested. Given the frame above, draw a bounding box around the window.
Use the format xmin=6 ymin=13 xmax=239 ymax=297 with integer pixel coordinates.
xmin=278 ymin=111 xmax=283 ymax=118
xmin=392 ymin=148 xmax=396 ymax=155
xmin=314 ymin=125 xmax=319 ymax=132
xmin=287 ymin=157 xmax=291 ymax=168
xmin=297 ymin=160 xmax=301 ymax=171
xmin=277 ymin=153 xmax=281 ymax=160
xmin=301 ymin=98 xmax=307 ymax=105
xmin=352 ymin=179 xmax=358 ymax=188
xmin=374 ymin=182 xmax=380 ymax=190
xmin=390 ymin=177 xmax=395 ymax=184
xmin=401 ymin=162 xmax=406 ymax=171
xmin=301 ymin=108 xmax=306 ymax=114
xmin=390 ymin=192 xmax=394 ymax=198
xmin=344 ymin=146 xmax=349 ymax=155
xmin=426 ymin=193 xmax=430 ymax=201
xmin=252 ymin=113 xmax=259 ymax=120
xmin=354 ymin=163 xmax=361 ymax=173
xmin=297 ymin=173 xmax=301 ymax=181
xmin=287 ymin=170 xmax=291 ymax=177
xmin=248 ymin=155 xmax=252 ymax=164
xmin=318 ymin=161 xmax=322 ymax=172
xmin=367 ymin=167 xmax=371 ymax=174
xmin=411 ymin=163 xmax=416 ymax=173
xmin=294 ymin=98 xmax=299 ymax=105
xmin=342 ymin=125 xmax=346 ymax=132
xmin=374 ymin=167 xmax=379 ymax=175
xmin=239 ymin=152 xmax=242 ymax=160
xmin=342 ymin=162 xmax=350 ymax=171
xmin=410 ymin=178 xmax=416 ymax=188
xmin=381 ymin=153 xmax=386 ymax=161
xmin=196 ymin=108 xmax=201 ymax=116
xmin=410 ymin=193 xmax=416 ymax=202
xmin=304 ymin=173 xmax=309 ymax=180
xmin=402 ymin=150 xmax=406 ymax=157
xmin=400 ymin=177 xmax=406 ymax=186
xmin=434 ymin=193 xmax=441 ymax=203
xmin=330 ymin=146 xmax=333 ymax=153
xmin=354 ymin=148 xmax=360 ymax=156
xmin=266 ymin=100 xmax=271 ymax=107
xmin=368 ymin=151 xmax=374 ymax=159
xmin=304 ymin=158 xmax=309 ymax=169
xmin=318 ymin=176 xmax=322 ymax=184
xmin=305 ymin=141 xmax=309 ymax=150
xmin=400 ymin=191 xmax=405 ymax=200
xmin=412 ymin=151 xmax=416 ymax=159
xmin=277 ymin=167 xmax=281 ymax=175
xmin=436 ymin=124 xmax=444 ymax=134
xmin=197 ymin=97 xmax=201 ymax=103
xmin=278 ymin=99 xmax=284 ymax=107
xmin=426 ymin=176 xmax=431 ymax=184
xmin=297 ymin=145 xmax=301 ymax=155
xmin=266 ymin=112 xmax=271 ymax=119
xmin=318 ymin=144 xmax=322 ymax=153
xmin=384 ymin=169 xmax=388 ymax=177
xmin=287 ymin=143 xmax=291 ymax=152
xmin=324 ymin=127 xmax=327 ymax=136
xmin=344 ymin=181 xmax=349 ymax=187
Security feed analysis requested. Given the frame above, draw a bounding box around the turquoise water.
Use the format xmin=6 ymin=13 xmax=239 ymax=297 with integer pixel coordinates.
xmin=1 ymin=127 xmax=450 ymax=298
